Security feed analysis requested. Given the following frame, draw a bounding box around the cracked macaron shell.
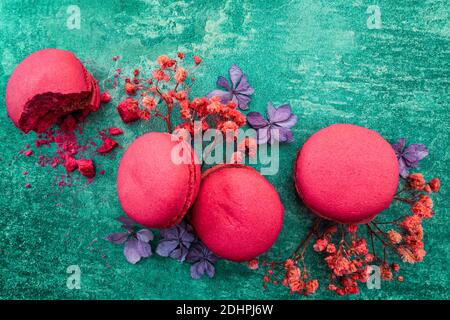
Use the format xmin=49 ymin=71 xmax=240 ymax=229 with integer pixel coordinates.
xmin=5 ymin=48 xmax=100 ymax=133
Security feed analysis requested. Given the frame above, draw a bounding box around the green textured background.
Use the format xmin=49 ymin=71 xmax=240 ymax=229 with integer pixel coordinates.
xmin=0 ymin=0 xmax=449 ymax=300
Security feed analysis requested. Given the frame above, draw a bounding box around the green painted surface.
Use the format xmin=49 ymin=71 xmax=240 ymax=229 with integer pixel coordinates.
xmin=0 ymin=0 xmax=449 ymax=300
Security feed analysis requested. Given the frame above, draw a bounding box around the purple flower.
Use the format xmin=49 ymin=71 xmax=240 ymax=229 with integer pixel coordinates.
xmin=104 ymin=217 xmax=154 ymax=264
xmin=392 ymin=138 xmax=428 ymax=178
xmin=247 ymin=101 xmax=297 ymax=144
xmin=186 ymin=241 xmax=220 ymax=279
xmin=207 ymin=65 xmax=254 ymax=110
xmin=156 ymin=220 xmax=195 ymax=262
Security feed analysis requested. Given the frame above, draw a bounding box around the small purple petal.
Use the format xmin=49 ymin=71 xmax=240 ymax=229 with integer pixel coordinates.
xmin=247 ymin=112 xmax=269 ymax=129
xmin=156 ymin=240 xmax=179 ymax=257
xmin=216 ymin=76 xmax=231 ymax=90
xmin=235 ymin=93 xmax=251 ymax=110
xmin=190 ymin=261 xmax=207 ymax=279
xmin=124 ymin=239 xmax=141 ymax=264
xmin=257 ymin=127 xmax=270 ymax=144
xmin=234 ymin=75 xmax=254 ymax=96
xmin=392 ymin=138 xmax=406 ymax=154
xmin=404 ymin=144 xmax=428 ymax=163
xmin=170 ymin=246 xmax=189 ymax=262
xmin=274 ymin=114 xmax=297 ymax=129
xmin=270 ymin=127 xmax=294 ymax=143
xmin=266 ymin=101 xmax=277 ymax=121
xmin=136 ymin=229 xmax=153 ymax=242
xmin=207 ymin=89 xmax=232 ymax=103
xmin=136 ymin=240 xmax=152 ymax=258
xmin=205 ymin=261 xmax=216 ymax=278
xmin=271 ymin=104 xmax=293 ymax=123
xmin=104 ymin=232 xmax=129 ymax=244
xmin=398 ymin=158 xmax=409 ymax=178
xmin=116 ymin=216 xmax=135 ymax=231
xmin=228 ymin=65 xmax=243 ymax=89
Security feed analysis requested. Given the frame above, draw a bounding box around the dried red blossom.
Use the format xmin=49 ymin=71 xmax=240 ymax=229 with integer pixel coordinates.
xmin=387 ymin=230 xmax=402 ymax=244
xmin=175 ymin=67 xmax=187 ymax=83
xmin=142 ymin=96 xmax=157 ymax=111
xmin=247 ymin=259 xmax=259 ymax=270
xmin=411 ymin=201 xmax=433 ymax=219
xmin=408 ymin=173 xmax=426 ymax=190
xmin=24 ymin=149 xmax=33 ymax=156
xmin=429 ymin=178 xmax=440 ymax=192
xmin=313 ymin=238 xmax=328 ymax=252
xmin=125 ymin=82 xmax=137 ymax=95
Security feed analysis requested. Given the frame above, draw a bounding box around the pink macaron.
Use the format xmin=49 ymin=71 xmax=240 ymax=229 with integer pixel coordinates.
xmin=294 ymin=124 xmax=399 ymax=224
xmin=5 ymin=48 xmax=100 ymax=133
xmin=191 ymin=164 xmax=284 ymax=262
xmin=117 ymin=132 xmax=201 ymax=228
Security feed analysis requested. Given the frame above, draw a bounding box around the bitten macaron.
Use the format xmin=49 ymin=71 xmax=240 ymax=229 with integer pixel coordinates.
xmin=294 ymin=124 xmax=399 ymax=224
xmin=191 ymin=164 xmax=284 ymax=262
xmin=117 ymin=132 xmax=201 ymax=228
xmin=5 ymin=48 xmax=100 ymax=133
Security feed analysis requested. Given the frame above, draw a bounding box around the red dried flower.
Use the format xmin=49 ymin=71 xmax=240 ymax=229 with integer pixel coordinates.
xmin=124 ymin=82 xmax=137 ymax=95
xmin=305 ymin=279 xmax=319 ymax=295
xmin=64 ymin=156 xmax=78 ymax=172
xmin=387 ymin=230 xmax=402 ymax=244
xmin=247 ymin=259 xmax=259 ymax=270
xmin=408 ymin=173 xmax=426 ymax=190
xmin=175 ymin=67 xmax=188 ymax=83
xmin=429 ymin=178 xmax=440 ymax=193
xmin=313 ymin=238 xmax=328 ymax=252
xmin=142 ymin=96 xmax=157 ymax=111
xmin=157 ymin=55 xmax=176 ymax=69
xmin=411 ymin=201 xmax=433 ymax=219
xmin=177 ymin=52 xmax=185 ymax=59
xmin=347 ymin=225 xmax=358 ymax=233
xmin=418 ymin=195 xmax=433 ymax=209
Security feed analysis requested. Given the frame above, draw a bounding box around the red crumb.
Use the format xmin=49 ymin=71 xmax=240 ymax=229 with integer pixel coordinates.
xmin=96 ymin=137 xmax=118 ymax=154
xmin=24 ymin=149 xmax=33 ymax=156
xmin=99 ymin=170 xmax=105 ymax=175
xmin=23 ymin=171 xmax=28 ymax=175
xmin=77 ymin=159 xmax=95 ymax=179
xmin=25 ymin=183 xmax=31 ymax=188
xmin=117 ymin=98 xmax=141 ymax=123
xmin=100 ymin=92 xmax=111 ymax=103
xmin=60 ymin=115 xmax=78 ymax=132
xmin=108 ymin=127 xmax=123 ymax=136
xmin=64 ymin=156 xmax=78 ymax=172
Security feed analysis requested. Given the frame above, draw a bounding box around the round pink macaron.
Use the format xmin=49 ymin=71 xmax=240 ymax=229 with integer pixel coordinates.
xmin=294 ymin=124 xmax=399 ymax=224
xmin=191 ymin=164 xmax=284 ymax=262
xmin=5 ymin=48 xmax=100 ymax=133
xmin=117 ymin=132 xmax=201 ymax=228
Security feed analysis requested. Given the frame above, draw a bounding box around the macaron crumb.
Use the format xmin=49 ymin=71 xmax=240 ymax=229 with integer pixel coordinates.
xmin=25 ymin=183 xmax=31 ymax=188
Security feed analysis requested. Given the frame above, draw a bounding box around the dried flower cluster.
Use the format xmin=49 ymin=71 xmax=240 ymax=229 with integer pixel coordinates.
xmin=112 ymin=54 xmax=247 ymax=138
xmin=261 ymin=155 xmax=440 ymax=296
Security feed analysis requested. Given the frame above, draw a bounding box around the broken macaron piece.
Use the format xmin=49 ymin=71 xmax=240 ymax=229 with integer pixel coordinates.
xmin=294 ymin=124 xmax=399 ymax=224
xmin=5 ymin=48 xmax=100 ymax=133
xmin=117 ymin=132 xmax=201 ymax=228
xmin=191 ymin=164 xmax=284 ymax=262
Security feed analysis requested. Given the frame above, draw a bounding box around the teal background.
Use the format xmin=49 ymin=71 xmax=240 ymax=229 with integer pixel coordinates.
xmin=0 ymin=0 xmax=449 ymax=300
